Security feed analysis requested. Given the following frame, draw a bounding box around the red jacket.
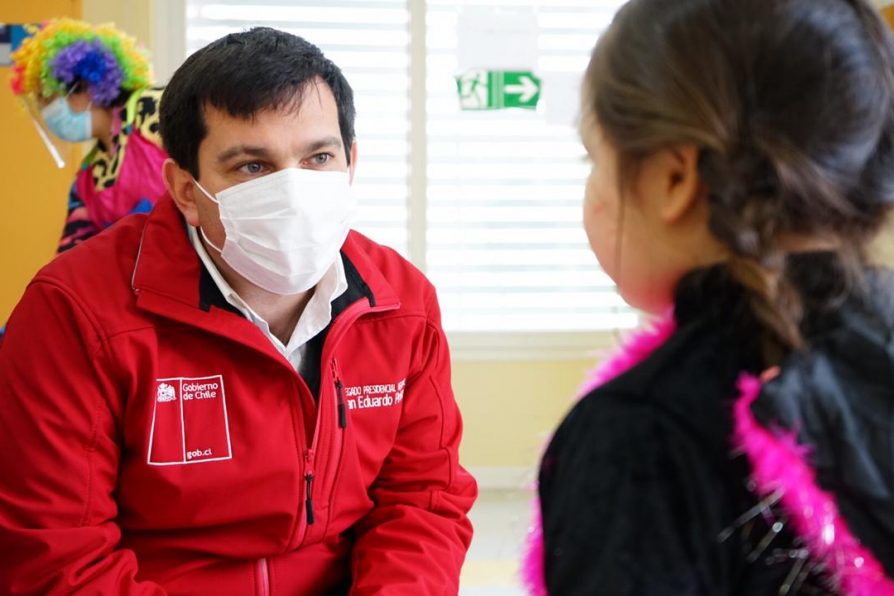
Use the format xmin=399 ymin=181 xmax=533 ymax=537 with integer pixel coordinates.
xmin=0 ymin=197 xmax=477 ymax=595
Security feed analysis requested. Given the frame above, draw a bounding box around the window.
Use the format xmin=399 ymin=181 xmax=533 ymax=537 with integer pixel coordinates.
xmin=181 ymin=0 xmax=634 ymax=356
xmin=425 ymin=0 xmax=633 ymax=333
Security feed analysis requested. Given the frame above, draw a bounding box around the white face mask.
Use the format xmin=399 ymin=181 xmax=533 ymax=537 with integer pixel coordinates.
xmin=194 ymin=168 xmax=356 ymax=295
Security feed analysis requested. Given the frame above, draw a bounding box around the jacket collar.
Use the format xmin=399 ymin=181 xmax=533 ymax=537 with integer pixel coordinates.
xmin=131 ymin=195 xmax=400 ymax=329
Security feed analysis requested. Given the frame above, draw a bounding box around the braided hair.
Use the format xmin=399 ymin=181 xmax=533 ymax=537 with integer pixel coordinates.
xmin=585 ymin=0 xmax=894 ymax=363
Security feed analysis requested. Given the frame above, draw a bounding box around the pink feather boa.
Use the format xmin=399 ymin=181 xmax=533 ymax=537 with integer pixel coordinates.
xmin=520 ymin=314 xmax=894 ymax=595
xmin=733 ymin=374 xmax=894 ymax=595
xmin=520 ymin=314 xmax=676 ymax=595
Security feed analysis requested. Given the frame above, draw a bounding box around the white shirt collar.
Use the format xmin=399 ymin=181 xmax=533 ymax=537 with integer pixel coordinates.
xmin=188 ymin=226 xmax=348 ymax=370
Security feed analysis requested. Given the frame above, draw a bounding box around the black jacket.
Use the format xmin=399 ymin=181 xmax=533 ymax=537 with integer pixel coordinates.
xmin=539 ymin=253 xmax=894 ymax=595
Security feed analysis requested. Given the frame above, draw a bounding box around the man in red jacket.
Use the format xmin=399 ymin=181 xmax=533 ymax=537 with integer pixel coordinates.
xmin=0 ymin=27 xmax=477 ymax=595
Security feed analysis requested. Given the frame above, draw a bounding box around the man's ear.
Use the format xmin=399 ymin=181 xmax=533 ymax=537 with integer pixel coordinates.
xmin=348 ymin=141 xmax=358 ymax=184
xmin=163 ymin=159 xmax=200 ymax=226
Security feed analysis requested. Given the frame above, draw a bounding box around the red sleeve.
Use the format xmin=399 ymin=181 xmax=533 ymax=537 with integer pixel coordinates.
xmin=0 ymin=280 xmax=165 ymax=595
xmin=349 ymin=292 xmax=477 ymax=595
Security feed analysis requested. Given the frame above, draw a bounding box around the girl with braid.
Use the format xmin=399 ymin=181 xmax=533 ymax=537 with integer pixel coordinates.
xmin=525 ymin=0 xmax=894 ymax=594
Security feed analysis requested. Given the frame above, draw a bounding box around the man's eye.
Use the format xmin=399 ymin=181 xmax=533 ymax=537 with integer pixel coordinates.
xmin=312 ymin=153 xmax=332 ymax=165
xmin=239 ymin=162 xmax=264 ymax=174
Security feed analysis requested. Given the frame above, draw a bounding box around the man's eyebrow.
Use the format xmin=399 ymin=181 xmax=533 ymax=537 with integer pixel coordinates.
xmin=304 ymin=136 xmax=343 ymax=153
xmin=216 ymin=145 xmax=273 ymax=164
xmin=216 ymin=137 xmax=344 ymax=164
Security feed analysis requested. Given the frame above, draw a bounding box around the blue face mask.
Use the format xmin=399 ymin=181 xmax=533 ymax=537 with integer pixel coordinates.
xmin=40 ymin=96 xmax=93 ymax=143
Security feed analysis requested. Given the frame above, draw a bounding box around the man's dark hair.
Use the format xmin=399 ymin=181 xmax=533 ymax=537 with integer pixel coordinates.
xmin=159 ymin=27 xmax=355 ymax=177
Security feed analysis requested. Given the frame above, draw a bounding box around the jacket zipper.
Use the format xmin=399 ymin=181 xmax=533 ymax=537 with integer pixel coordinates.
xmin=304 ymin=468 xmax=315 ymax=525
xmin=255 ymin=558 xmax=270 ymax=596
xmin=292 ymin=362 xmax=325 ymax=548
xmin=302 ymin=449 xmax=316 ymax=537
xmin=294 ymin=344 xmax=327 ymax=547
xmin=294 ymin=300 xmax=398 ymax=547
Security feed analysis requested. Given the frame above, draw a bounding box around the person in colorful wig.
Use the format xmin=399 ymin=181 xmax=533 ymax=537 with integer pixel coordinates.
xmin=524 ymin=0 xmax=894 ymax=594
xmin=10 ymin=17 xmax=167 ymax=252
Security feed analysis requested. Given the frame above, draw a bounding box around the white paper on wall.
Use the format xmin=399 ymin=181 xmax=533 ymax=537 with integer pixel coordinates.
xmin=456 ymin=7 xmax=539 ymax=72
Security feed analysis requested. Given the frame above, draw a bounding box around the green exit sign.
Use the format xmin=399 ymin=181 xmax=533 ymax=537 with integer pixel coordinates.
xmin=456 ymin=70 xmax=542 ymax=110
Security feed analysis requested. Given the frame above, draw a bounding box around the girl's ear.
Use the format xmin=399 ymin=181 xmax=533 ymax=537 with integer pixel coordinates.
xmin=639 ymin=144 xmax=704 ymax=224
xmin=661 ymin=144 xmax=703 ymax=223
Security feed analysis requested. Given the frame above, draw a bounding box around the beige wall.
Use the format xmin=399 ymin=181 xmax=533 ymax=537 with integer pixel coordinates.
xmin=81 ymin=0 xmax=151 ymax=52
xmin=453 ymin=357 xmax=593 ymax=469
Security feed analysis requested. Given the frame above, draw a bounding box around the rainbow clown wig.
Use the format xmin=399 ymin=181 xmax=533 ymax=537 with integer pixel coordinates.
xmin=10 ymin=18 xmax=151 ymax=106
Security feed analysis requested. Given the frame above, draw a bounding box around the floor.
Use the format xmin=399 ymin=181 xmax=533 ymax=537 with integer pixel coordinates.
xmin=460 ymin=489 xmax=533 ymax=595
